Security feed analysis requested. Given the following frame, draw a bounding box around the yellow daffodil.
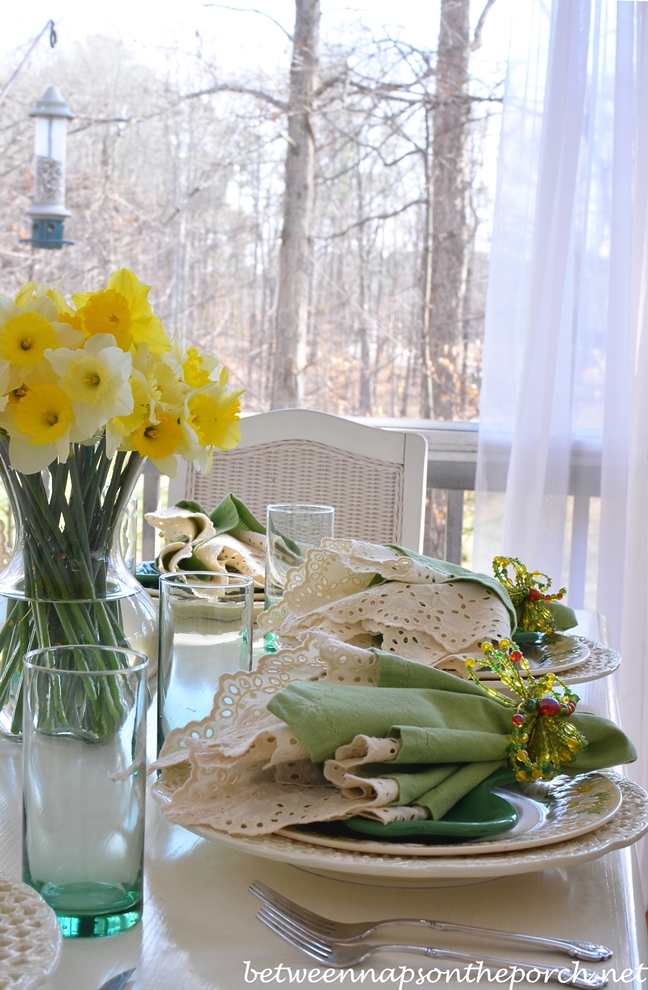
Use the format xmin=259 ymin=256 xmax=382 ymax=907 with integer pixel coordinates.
xmin=13 ymin=383 xmax=73 ymax=442
xmin=187 ymin=384 xmax=243 ymax=451
xmin=46 ymin=286 xmax=83 ymax=333
xmin=9 ymin=383 xmax=75 ymax=473
xmin=1 ymin=312 xmax=57 ymax=369
xmin=73 ymin=269 xmax=171 ymax=355
xmin=182 ymin=346 xmax=220 ymax=388
xmin=127 ymin=413 xmax=182 ymax=475
xmin=46 ymin=334 xmax=133 ymax=438
xmin=1 ymin=271 xmax=243 ymax=477
xmin=0 ymin=294 xmax=83 ymax=391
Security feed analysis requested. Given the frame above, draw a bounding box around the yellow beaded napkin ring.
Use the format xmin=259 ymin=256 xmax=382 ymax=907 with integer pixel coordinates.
xmin=493 ymin=556 xmax=567 ymax=634
xmin=466 ymin=639 xmax=587 ymax=783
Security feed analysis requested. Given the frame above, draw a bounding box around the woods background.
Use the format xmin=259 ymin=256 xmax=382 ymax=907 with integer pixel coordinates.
xmin=0 ymin=0 xmax=504 ymax=428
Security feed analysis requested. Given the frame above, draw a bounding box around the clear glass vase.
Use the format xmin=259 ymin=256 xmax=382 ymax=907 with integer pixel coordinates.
xmin=0 ymin=437 xmax=158 ymax=738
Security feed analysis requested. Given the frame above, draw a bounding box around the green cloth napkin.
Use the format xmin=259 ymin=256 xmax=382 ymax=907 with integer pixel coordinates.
xmin=545 ymin=601 xmax=578 ymax=631
xmin=356 ymin=758 xmax=506 ymax=820
xmin=135 ymin=560 xmax=161 ymax=588
xmin=387 ymin=546 xmax=518 ymax=631
xmin=415 ymin=761 xmax=506 ymax=820
xmin=267 ymin=651 xmax=636 ymax=819
xmin=177 ymin=493 xmax=266 ymax=537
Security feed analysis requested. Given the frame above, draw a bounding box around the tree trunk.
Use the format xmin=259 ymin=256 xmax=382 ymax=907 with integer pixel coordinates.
xmin=356 ymin=153 xmax=372 ymax=415
xmin=425 ymin=0 xmax=470 ymax=420
xmin=271 ymin=0 xmax=320 ymax=409
xmin=420 ymin=105 xmax=434 ymax=418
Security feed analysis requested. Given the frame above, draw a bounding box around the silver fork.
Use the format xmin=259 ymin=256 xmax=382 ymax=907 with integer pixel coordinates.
xmin=249 ymin=880 xmax=612 ymax=962
xmin=256 ymin=907 xmax=607 ymax=988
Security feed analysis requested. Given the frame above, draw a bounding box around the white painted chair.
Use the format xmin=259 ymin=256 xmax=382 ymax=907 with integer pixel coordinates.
xmin=167 ymin=409 xmax=428 ymax=552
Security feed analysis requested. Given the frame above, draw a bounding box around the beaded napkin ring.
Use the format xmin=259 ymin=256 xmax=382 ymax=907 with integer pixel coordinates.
xmin=466 ymin=639 xmax=587 ymax=783
xmin=493 ymin=556 xmax=567 ymax=634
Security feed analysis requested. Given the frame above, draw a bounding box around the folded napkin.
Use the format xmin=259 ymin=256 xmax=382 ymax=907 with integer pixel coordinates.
xmin=145 ymin=494 xmax=266 ymax=589
xmin=155 ymin=639 xmax=635 ymax=835
xmin=267 ymin=651 xmax=635 ymax=819
xmin=257 ymin=540 xmax=517 ymax=677
xmin=393 ymin=547 xmax=578 ymax=633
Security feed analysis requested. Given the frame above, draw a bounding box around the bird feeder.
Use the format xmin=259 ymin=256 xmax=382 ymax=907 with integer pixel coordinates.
xmin=25 ymin=85 xmax=75 ymax=249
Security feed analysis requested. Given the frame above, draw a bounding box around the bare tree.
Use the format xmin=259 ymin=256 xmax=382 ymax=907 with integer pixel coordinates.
xmin=425 ymin=0 xmax=470 ymax=420
xmin=271 ymin=0 xmax=320 ymax=408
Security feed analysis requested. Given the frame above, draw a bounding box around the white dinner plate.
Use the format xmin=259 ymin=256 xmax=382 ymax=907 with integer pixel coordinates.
xmin=0 ymin=874 xmax=62 ymax=989
xmin=153 ymin=772 xmax=648 ymax=886
xmin=276 ymin=772 xmax=621 ymax=856
xmin=477 ymin=633 xmax=589 ymax=679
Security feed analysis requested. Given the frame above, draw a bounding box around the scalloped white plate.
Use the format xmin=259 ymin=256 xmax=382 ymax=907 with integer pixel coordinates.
xmin=478 ymin=633 xmax=589 ymax=679
xmin=277 ymin=772 xmax=622 ymax=856
xmin=484 ymin=638 xmax=619 ymax=697
xmin=0 ymin=874 xmax=62 ymax=989
xmin=155 ymin=773 xmax=648 ymax=886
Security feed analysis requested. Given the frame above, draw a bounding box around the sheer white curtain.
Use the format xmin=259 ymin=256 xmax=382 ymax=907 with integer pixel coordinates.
xmin=474 ymin=0 xmax=648 ymax=894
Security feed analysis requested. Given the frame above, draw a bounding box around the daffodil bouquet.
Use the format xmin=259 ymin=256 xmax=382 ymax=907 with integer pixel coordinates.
xmin=0 ymin=268 xmax=242 ymax=735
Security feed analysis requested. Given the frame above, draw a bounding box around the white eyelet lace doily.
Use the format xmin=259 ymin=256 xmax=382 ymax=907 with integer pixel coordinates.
xmin=257 ymin=540 xmax=511 ymax=676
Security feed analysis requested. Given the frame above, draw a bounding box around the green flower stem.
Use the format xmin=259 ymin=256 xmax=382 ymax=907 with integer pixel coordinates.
xmin=95 ymin=451 xmax=142 ymax=552
xmin=17 ymin=476 xmax=75 ymax=599
xmin=91 ymin=450 xmax=127 ymax=547
xmin=0 ymin=604 xmax=28 ymax=705
xmin=59 ymin=458 xmax=94 ymax=584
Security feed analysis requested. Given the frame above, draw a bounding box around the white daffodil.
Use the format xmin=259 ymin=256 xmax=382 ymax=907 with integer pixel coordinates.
xmin=105 ymin=369 xmax=150 ymax=458
xmin=45 ymin=333 xmax=133 ymax=441
xmin=132 ymin=344 xmax=188 ymax=424
xmin=0 ymin=294 xmax=84 ymax=391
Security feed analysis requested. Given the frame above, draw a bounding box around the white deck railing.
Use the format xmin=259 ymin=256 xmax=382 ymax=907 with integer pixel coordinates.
xmin=355 ymin=419 xmax=601 ymax=609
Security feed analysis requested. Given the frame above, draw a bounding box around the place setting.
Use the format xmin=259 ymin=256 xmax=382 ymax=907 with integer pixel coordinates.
xmin=151 ymin=527 xmax=648 ymax=896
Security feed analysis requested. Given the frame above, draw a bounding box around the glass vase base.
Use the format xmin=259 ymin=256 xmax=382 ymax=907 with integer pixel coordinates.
xmin=31 ymin=880 xmax=142 ymax=938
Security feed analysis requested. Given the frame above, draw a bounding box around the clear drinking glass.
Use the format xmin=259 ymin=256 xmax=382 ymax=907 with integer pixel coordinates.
xmin=22 ymin=645 xmax=148 ymax=939
xmin=158 ymin=572 xmax=253 ymax=752
xmin=264 ymin=505 xmax=334 ymax=650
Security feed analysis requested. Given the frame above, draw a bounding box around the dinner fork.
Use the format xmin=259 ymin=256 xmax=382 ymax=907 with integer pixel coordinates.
xmin=256 ymin=908 xmax=607 ymax=988
xmin=249 ymin=881 xmax=612 ymax=962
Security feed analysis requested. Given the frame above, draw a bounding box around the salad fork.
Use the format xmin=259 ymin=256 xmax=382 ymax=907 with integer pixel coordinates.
xmin=249 ymin=880 xmax=613 ymax=962
xmin=256 ymin=907 xmax=608 ymax=988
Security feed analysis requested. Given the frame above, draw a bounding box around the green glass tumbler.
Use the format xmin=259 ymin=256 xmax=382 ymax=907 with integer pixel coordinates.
xmin=22 ymin=645 xmax=148 ymax=938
